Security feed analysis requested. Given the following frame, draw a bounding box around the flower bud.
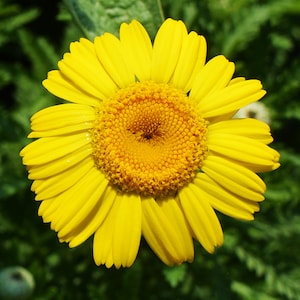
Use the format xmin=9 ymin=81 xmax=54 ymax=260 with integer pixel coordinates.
xmin=0 ymin=266 xmax=35 ymax=300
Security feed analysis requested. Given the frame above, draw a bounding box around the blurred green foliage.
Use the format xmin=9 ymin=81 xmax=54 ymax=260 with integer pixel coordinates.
xmin=63 ymin=0 xmax=164 ymax=39
xmin=1 ymin=0 xmax=300 ymax=299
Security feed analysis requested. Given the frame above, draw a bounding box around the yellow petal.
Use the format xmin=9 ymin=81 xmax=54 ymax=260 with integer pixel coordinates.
xmin=170 ymin=31 xmax=207 ymax=92
xmin=120 ymin=20 xmax=152 ymax=81
xmin=93 ymin=191 xmax=141 ymax=268
xmin=38 ymin=198 xmax=58 ymax=222
xmin=29 ymin=104 xmax=95 ymax=136
xmin=46 ymin=36 xmax=118 ymax=102
xmin=151 ymin=19 xmax=187 ymax=83
xmin=94 ymin=33 xmax=135 ymax=88
xmin=58 ymin=55 xmax=109 ymax=101
xmin=208 ymin=118 xmax=273 ymax=144
xmin=207 ymin=111 xmax=238 ymax=124
xmin=189 ymin=55 xmax=235 ymax=102
xmin=112 ymin=193 xmax=142 ymax=268
xmin=93 ymin=198 xmax=118 ymax=268
xmin=20 ymin=132 xmax=91 ymax=165
xmin=32 ymin=157 xmax=94 ymax=200
xmin=43 ymin=71 xmax=101 ymax=106
xmin=202 ymin=155 xmax=266 ymax=201
xmin=28 ymin=103 xmax=95 ymax=137
xmin=199 ymin=80 xmax=266 ymax=118
xmin=141 ymin=197 xmax=193 ymax=266
xmin=66 ymin=185 xmax=116 ymax=248
xmin=66 ymin=38 xmax=117 ymax=98
xmin=194 ymin=173 xmax=260 ymax=220
xmin=229 ymin=77 xmax=246 ymax=85
xmin=178 ymin=184 xmax=224 ymax=253
xmin=50 ymin=38 xmax=117 ymax=101
xmin=29 ymin=122 xmax=94 ymax=137
xmin=46 ymin=167 xmax=104 ymax=231
xmin=27 ymin=144 xmax=92 ymax=179
xmin=38 ymin=193 xmax=66 ymax=225
xmin=57 ymin=178 xmax=109 ymax=244
xmin=208 ymin=133 xmax=280 ymax=172
xmin=156 ymin=197 xmax=194 ymax=261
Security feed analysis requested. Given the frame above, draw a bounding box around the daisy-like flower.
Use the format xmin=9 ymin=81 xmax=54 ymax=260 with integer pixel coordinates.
xmin=20 ymin=18 xmax=280 ymax=268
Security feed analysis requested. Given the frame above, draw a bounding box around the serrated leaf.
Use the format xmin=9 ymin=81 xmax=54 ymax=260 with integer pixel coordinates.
xmin=63 ymin=0 xmax=164 ymax=40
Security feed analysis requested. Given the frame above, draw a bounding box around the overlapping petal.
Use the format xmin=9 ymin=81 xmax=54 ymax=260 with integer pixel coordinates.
xmin=31 ymin=156 xmax=94 ymax=200
xmin=57 ymin=178 xmax=109 ymax=246
xmin=66 ymin=185 xmax=116 ymax=248
xmin=208 ymin=132 xmax=280 ymax=172
xmin=120 ymin=20 xmax=152 ymax=81
xmin=202 ymin=155 xmax=266 ymax=201
xmin=151 ymin=19 xmax=187 ymax=83
xmin=170 ymin=31 xmax=207 ymax=92
xmin=93 ymin=192 xmax=142 ymax=268
xmin=27 ymin=144 xmax=92 ymax=179
xmin=20 ymin=132 xmax=91 ymax=165
xmin=38 ymin=198 xmax=60 ymax=223
xmin=193 ymin=173 xmax=260 ymax=220
xmin=141 ymin=197 xmax=194 ymax=265
xmin=28 ymin=104 xmax=95 ymax=137
xmin=112 ymin=193 xmax=142 ymax=268
xmin=94 ymin=33 xmax=135 ymax=88
xmin=43 ymin=38 xmax=118 ymax=105
xmin=48 ymin=167 xmax=106 ymax=232
xmin=198 ymin=79 xmax=266 ymax=118
xmin=189 ymin=55 xmax=235 ymax=103
xmin=208 ymin=118 xmax=274 ymax=144
xmin=178 ymin=184 xmax=224 ymax=253
xmin=43 ymin=70 xmax=101 ymax=106
xmin=93 ymin=198 xmax=117 ymax=268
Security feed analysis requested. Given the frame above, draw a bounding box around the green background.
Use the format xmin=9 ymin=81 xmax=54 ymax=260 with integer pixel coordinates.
xmin=1 ymin=0 xmax=300 ymax=299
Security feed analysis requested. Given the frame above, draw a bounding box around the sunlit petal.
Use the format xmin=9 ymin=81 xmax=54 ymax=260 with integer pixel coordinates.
xmin=120 ymin=20 xmax=152 ymax=81
xmin=179 ymin=184 xmax=224 ymax=253
xmin=151 ymin=18 xmax=187 ymax=83
xmin=142 ymin=197 xmax=194 ymax=265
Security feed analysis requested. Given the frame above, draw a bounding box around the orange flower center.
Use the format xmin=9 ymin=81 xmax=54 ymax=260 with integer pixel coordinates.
xmin=92 ymin=81 xmax=208 ymax=198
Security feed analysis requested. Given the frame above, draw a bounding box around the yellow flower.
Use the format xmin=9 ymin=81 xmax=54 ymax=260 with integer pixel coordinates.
xmin=20 ymin=18 xmax=280 ymax=268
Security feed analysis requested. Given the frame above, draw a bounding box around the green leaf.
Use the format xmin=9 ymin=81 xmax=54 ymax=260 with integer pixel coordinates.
xmin=0 ymin=7 xmax=39 ymax=46
xmin=232 ymin=281 xmax=280 ymax=300
xmin=63 ymin=0 xmax=164 ymax=40
xmin=163 ymin=264 xmax=187 ymax=288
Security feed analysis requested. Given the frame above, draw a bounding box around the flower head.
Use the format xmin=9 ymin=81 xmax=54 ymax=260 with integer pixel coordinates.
xmin=20 ymin=18 xmax=280 ymax=268
xmin=234 ymin=101 xmax=271 ymax=124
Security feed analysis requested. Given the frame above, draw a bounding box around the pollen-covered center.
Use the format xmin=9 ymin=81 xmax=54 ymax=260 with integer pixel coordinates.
xmin=92 ymin=81 xmax=208 ymax=198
